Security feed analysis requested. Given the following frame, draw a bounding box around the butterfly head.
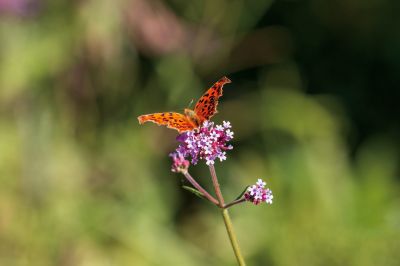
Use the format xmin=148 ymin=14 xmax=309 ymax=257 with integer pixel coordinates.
xmin=184 ymin=108 xmax=202 ymax=128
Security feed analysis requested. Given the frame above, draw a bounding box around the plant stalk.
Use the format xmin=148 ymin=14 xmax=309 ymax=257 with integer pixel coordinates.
xmin=222 ymin=208 xmax=246 ymax=266
xmin=209 ymin=165 xmax=246 ymax=266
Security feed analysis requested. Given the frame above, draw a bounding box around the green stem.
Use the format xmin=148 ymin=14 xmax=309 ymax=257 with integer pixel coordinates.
xmin=209 ymin=165 xmax=246 ymax=266
xmin=221 ymin=209 xmax=246 ymax=266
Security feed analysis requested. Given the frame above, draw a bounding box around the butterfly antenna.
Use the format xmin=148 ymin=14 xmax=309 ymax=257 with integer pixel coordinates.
xmin=188 ymin=99 xmax=194 ymax=108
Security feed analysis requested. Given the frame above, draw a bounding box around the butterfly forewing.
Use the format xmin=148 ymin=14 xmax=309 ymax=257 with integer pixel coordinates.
xmin=138 ymin=112 xmax=194 ymax=133
xmin=194 ymin=76 xmax=231 ymax=122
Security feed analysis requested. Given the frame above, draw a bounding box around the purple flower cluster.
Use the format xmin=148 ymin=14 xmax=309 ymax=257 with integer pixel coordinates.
xmin=171 ymin=121 xmax=234 ymax=167
xmin=169 ymin=152 xmax=190 ymax=174
xmin=244 ymin=179 xmax=273 ymax=205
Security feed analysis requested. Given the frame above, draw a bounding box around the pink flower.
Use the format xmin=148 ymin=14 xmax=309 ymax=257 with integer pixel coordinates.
xmin=169 ymin=152 xmax=190 ymax=174
xmin=244 ymin=179 xmax=273 ymax=205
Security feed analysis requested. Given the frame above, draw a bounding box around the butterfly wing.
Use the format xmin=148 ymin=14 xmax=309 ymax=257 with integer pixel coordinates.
xmin=138 ymin=112 xmax=194 ymax=133
xmin=194 ymin=76 xmax=231 ymax=122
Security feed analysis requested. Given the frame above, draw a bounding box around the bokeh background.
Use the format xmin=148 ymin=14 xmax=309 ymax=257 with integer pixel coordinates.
xmin=1 ymin=0 xmax=399 ymax=265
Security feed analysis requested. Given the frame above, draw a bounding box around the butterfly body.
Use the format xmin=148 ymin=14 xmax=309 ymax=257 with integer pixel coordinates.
xmin=184 ymin=108 xmax=202 ymax=127
xmin=138 ymin=76 xmax=231 ymax=133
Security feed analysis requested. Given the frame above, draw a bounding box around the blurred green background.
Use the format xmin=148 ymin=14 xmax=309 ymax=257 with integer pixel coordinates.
xmin=0 ymin=0 xmax=399 ymax=265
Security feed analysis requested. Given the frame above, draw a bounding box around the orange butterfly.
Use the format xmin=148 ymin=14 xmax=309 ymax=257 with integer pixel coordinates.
xmin=138 ymin=76 xmax=231 ymax=133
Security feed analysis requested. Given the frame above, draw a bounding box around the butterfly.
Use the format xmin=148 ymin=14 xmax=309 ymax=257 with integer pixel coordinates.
xmin=138 ymin=76 xmax=231 ymax=133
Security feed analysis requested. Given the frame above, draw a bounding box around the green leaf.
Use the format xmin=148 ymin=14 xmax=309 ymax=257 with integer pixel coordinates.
xmin=182 ymin=186 xmax=205 ymax=200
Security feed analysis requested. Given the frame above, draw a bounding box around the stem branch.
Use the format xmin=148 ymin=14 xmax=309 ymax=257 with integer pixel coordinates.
xmin=209 ymin=165 xmax=225 ymax=207
xmin=224 ymin=198 xmax=246 ymax=209
xmin=183 ymin=171 xmax=219 ymax=206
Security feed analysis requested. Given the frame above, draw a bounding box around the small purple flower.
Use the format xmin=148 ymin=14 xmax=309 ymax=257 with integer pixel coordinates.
xmin=244 ymin=178 xmax=273 ymax=205
xmin=169 ymin=152 xmax=190 ymax=174
xmin=223 ymin=121 xmax=231 ymax=128
xmin=171 ymin=121 xmax=234 ymax=167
